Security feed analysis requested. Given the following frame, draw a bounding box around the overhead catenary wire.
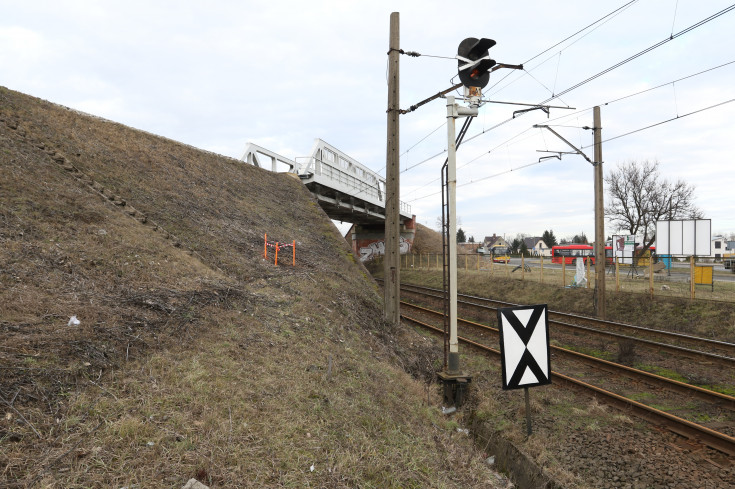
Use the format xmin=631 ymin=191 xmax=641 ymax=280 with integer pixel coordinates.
xmin=582 ymin=97 xmax=735 ymax=148
xmin=453 ymin=61 xmax=735 ymax=192
xmin=403 ymin=126 xmax=541 ymax=198
xmin=407 ymin=158 xmax=556 ymax=203
xmin=407 ymin=93 xmax=735 ymax=203
xmin=509 ymin=1 xmax=639 ymax=72
xmin=398 ymin=3 xmax=731 ymax=174
xmin=527 ymin=59 xmax=735 ymax=128
xmin=439 ymin=4 xmax=735 ymax=167
xmin=670 ymin=0 xmax=680 ymax=37
xmin=381 ymin=122 xmax=446 ymax=175
xmin=538 ymin=4 xmax=735 ymax=106
xmin=485 ymin=0 xmax=640 ymax=98
xmin=404 ymin=55 xmax=735 ymax=199
xmin=398 ymin=4 xmax=735 ymax=207
xmin=395 ymin=2 xmax=639 ymax=167
xmin=459 ymin=127 xmax=539 ymax=170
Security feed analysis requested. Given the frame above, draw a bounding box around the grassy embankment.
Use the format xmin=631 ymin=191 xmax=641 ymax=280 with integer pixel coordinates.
xmin=0 ymin=87 xmax=505 ymax=488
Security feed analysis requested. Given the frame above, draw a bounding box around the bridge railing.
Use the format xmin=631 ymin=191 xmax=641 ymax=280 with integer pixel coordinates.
xmin=297 ymin=139 xmax=412 ymax=218
xmin=400 ymin=200 xmax=411 ymax=216
xmin=296 ymin=155 xmax=386 ymax=206
xmin=242 ymin=139 xmax=412 ymax=219
xmin=241 ymin=143 xmax=297 ymax=173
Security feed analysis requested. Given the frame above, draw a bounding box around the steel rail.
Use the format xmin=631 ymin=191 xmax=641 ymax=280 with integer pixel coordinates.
xmin=402 ymin=301 xmax=735 ymax=409
xmin=396 ymin=281 xmax=735 ymax=361
xmin=401 ymin=313 xmax=735 ymax=457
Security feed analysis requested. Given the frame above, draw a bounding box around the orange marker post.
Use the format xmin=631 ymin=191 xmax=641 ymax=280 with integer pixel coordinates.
xmin=292 ymin=240 xmax=296 ymax=266
xmin=275 ymin=242 xmax=279 ymax=266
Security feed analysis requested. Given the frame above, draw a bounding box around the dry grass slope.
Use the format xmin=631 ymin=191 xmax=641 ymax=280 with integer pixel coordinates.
xmin=411 ymin=223 xmax=443 ymax=255
xmin=0 ymin=87 xmax=505 ymax=488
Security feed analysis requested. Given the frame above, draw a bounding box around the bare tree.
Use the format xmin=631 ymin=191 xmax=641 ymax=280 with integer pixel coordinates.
xmin=605 ymin=159 xmax=702 ymax=253
xmin=435 ymin=215 xmax=462 ymax=232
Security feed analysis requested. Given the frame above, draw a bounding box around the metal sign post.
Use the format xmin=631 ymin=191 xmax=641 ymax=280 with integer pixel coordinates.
xmin=524 ymin=387 xmax=532 ymax=436
xmin=498 ymin=304 xmax=551 ymax=436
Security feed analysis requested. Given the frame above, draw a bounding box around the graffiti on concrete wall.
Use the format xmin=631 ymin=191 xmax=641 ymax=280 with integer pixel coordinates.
xmin=359 ymin=236 xmax=411 ymax=262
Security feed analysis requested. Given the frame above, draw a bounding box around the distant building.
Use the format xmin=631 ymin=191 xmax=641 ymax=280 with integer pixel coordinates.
xmin=711 ymin=235 xmax=727 ymax=261
xmin=483 ymin=234 xmax=510 ymax=250
xmin=523 ymin=237 xmax=551 ymax=257
xmin=477 ymin=234 xmax=511 ymax=255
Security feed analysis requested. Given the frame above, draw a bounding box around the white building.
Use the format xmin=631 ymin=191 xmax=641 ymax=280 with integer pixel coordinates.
xmin=711 ymin=235 xmax=727 ymax=261
xmin=523 ymin=237 xmax=551 ymax=257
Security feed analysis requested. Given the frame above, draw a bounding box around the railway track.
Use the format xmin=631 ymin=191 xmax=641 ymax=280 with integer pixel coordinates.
xmin=397 ymin=282 xmax=735 ymax=366
xmin=402 ymin=301 xmax=735 ymax=411
xmin=400 ymin=310 xmax=735 ymax=457
xmin=378 ymin=280 xmax=735 ymax=456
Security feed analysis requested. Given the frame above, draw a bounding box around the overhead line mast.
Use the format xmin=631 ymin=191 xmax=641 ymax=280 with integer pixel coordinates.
xmin=384 ymin=12 xmax=401 ymax=327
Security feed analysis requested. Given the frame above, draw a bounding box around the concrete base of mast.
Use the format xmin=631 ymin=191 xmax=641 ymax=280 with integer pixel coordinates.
xmin=438 ymin=365 xmax=472 ymax=408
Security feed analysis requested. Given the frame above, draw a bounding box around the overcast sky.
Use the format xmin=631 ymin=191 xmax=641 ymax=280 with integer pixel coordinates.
xmin=2 ymin=1 xmax=734 ymax=243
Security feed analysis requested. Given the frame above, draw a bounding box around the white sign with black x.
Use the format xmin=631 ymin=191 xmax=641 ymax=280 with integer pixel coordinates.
xmin=497 ymin=304 xmax=551 ymax=390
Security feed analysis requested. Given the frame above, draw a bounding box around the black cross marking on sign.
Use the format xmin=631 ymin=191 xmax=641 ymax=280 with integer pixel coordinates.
xmin=498 ymin=306 xmax=551 ymax=390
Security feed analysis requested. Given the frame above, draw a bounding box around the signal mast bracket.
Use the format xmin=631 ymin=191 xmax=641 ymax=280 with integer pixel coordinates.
xmin=514 ymin=105 xmax=549 ymax=118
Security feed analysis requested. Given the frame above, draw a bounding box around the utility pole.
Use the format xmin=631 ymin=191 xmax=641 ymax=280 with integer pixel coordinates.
xmin=593 ymin=106 xmax=606 ymax=318
xmin=384 ymin=12 xmax=400 ymax=326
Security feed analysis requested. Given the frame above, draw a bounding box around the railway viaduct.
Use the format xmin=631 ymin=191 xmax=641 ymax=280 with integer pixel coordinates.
xmin=241 ymin=139 xmax=416 ymax=262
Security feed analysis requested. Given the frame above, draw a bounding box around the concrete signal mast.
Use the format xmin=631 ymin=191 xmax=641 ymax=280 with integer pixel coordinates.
xmin=438 ymin=37 xmax=496 ymax=406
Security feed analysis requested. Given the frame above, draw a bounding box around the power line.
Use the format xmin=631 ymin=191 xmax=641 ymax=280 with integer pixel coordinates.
xmin=406 ymin=157 xmax=558 ymax=203
xmin=399 ymin=5 xmax=735 ymax=200
xmin=458 ymin=159 xmax=553 ymax=189
xmin=486 ymin=0 xmax=639 ymax=97
xmin=582 ymin=97 xmax=735 ymax=148
xmin=521 ymin=1 xmax=639 ymax=69
xmin=401 ymin=148 xmax=447 ymax=174
xmin=403 ymin=56 xmax=735 ymax=198
xmin=376 ymin=122 xmax=447 ymax=175
xmin=603 ymin=59 xmax=735 ymax=106
xmin=410 ymin=94 xmax=735 ymax=202
xmin=534 ymin=59 xmax=735 ymax=128
xmin=459 ymin=127 xmax=539 ymax=170
xmin=396 ymin=2 xmax=639 ymax=169
xmin=449 ymin=5 xmax=735 ymax=160
xmin=540 ymin=4 xmax=735 ymax=106
xmin=402 ymin=122 xmax=446 ymax=158
xmin=403 ymin=128 xmax=538 ymax=198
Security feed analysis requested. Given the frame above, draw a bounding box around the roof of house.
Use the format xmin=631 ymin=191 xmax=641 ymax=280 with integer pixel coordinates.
xmin=523 ymin=237 xmax=545 ymax=249
xmin=483 ymin=234 xmax=507 ymax=247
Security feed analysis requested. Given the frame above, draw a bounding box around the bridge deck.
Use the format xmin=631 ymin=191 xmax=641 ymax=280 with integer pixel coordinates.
xmin=242 ymin=139 xmax=411 ymax=225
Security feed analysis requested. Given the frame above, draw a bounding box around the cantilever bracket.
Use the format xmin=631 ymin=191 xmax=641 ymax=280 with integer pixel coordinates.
xmin=533 ymin=124 xmax=594 ymax=165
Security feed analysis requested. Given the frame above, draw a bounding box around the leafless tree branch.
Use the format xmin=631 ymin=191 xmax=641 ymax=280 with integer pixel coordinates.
xmin=605 ymin=159 xmax=702 ymax=254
